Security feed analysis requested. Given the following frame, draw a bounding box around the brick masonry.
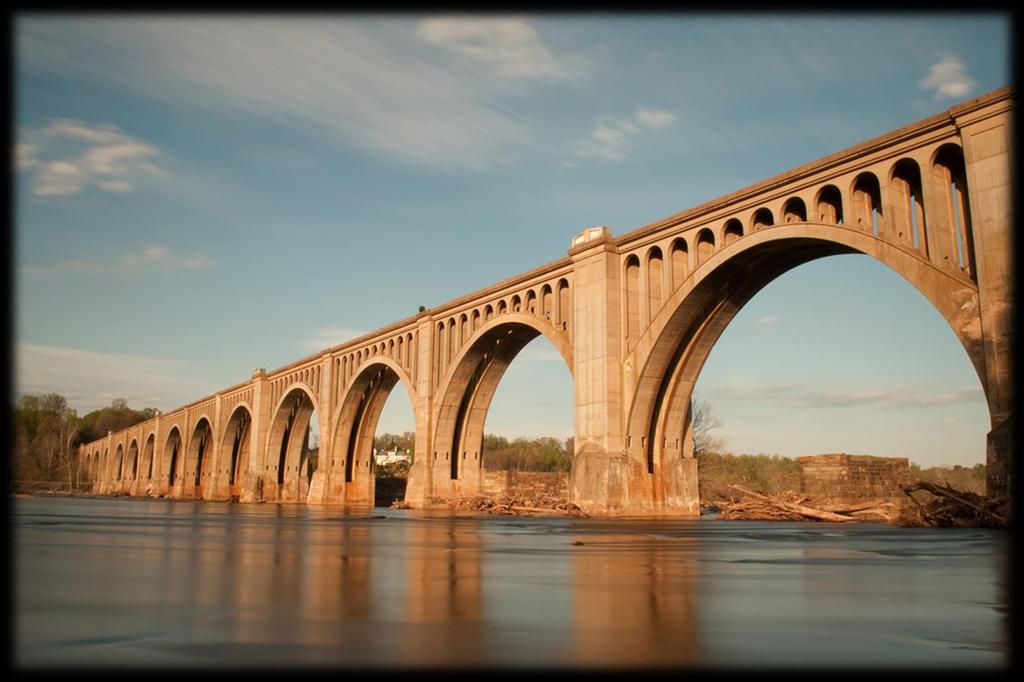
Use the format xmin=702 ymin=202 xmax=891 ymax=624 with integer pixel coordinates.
xmin=799 ymin=454 xmax=909 ymax=515
xmin=481 ymin=470 xmax=570 ymax=500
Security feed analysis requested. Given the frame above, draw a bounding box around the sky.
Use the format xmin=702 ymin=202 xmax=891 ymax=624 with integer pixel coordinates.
xmin=13 ymin=14 xmax=1009 ymax=468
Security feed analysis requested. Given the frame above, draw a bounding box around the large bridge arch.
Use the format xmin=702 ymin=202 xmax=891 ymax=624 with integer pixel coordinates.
xmin=265 ymin=383 xmax=320 ymax=503
xmin=138 ymin=432 xmax=155 ymax=495
xmin=112 ymin=443 xmax=124 ymax=487
xmin=431 ymin=312 xmax=574 ymax=497
xmin=163 ymin=426 xmax=183 ymax=493
xmin=219 ymin=403 xmax=253 ymax=501
xmin=623 ymin=221 xmax=988 ymax=510
xmin=183 ymin=417 xmax=214 ymax=500
xmin=126 ymin=438 xmax=139 ymax=492
xmin=329 ymin=356 xmax=417 ymax=505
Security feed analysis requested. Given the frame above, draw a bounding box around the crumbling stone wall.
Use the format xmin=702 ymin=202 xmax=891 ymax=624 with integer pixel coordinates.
xmin=799 ymin=454 xmax=908 ymax=514
xmin=482 ymin=470 xmax=570 ymax=499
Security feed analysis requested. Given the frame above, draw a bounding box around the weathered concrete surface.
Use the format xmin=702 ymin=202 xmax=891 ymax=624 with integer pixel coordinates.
xmin=80 ymin=87 xmax=1014 ymax=516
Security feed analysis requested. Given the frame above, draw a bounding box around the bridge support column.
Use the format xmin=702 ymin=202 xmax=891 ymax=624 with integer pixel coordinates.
xmin=956 ymin=101 xmax=1014 ymax=501
xmin=240 ymin=369 xmax=270 ymax=503
xmin=308 ymin=355 xmax=334 ymax=505
xmin=567 ymin=228 xmax=635 ymax=514
xmin=405 ymin=313 xmax=436 ymax=507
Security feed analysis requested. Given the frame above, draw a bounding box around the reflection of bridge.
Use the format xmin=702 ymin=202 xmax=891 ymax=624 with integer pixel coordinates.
xmin=79 ymin=88 xmax=1014 ymax=515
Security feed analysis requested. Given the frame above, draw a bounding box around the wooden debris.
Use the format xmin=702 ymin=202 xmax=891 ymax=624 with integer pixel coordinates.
xmin=715 ymin=485 xmax=900 ymax=523
xmin=719 ymin=485 xmax=860 ymax=522
xmin=895 ymin=481 xmax=1008 ymax=528
xmin=431 ymin=493 xmax=590 ymax=518
xmin=390 ymin=500 xmax=411 ymax=509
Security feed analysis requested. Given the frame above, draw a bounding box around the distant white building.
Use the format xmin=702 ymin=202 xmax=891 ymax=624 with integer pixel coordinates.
xmin=372 ymin=447 xmax=412 ymax=466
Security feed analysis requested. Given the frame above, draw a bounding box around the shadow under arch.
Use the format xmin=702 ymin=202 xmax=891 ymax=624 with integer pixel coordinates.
xmin=431 ymin=312 xmax=574 ymax=497
xmin=164 ymin=425 xmax=183 ymax=492
xmin=328 ymin=355 xmax=417 ymax=506
xmin=265 ymin=384 xmax=320 ymax=503
xmin=219 ymin=403 xmax=253 ymax=501
xmin=126 ymin=438 xmax=139 ymax=490
xmin=625 ymin=222 xmax=989 ymax=503
xmin=184 ymin=416 xmax=214 ymax=500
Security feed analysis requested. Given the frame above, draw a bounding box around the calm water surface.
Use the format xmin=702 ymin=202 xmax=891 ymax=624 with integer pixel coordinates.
xmin=14 ymin=496 xmax=1009 ymax=669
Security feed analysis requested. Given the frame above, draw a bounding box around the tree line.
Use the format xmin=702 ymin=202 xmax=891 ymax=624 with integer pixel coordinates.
xmin=11 ymin=394 xmax=156 ymax=488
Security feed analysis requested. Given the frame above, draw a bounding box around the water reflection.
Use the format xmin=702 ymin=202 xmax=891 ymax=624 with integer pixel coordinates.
xmin=13 ymin=498 xmax=1008 ymax=669
xmin=571 ymin=535 xmax=699 ymax=666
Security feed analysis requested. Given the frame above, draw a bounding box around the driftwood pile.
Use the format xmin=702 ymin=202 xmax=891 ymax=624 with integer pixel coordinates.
xmin=715 ymin=482 xmax=1010 ymax=527
xmin=419 ymin=493 xmax=590 ymax=517
xmin=895 ymin=481 xmax=1009 ymax=528
xmin=714 ymin=485 xmax=898 ymax=522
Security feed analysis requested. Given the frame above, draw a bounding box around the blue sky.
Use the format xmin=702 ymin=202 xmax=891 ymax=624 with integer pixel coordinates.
xmin=14 ymin=14 xmax=1008 ymax=467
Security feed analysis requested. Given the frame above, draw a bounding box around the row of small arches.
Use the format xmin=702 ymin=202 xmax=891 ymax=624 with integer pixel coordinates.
xmin=434 ymin=278 xmax=572 ymax=381
xmin=334 ymin=331 xmax=417 ymax=405
xmin=622 ymin=143 xmax=973 ymax=345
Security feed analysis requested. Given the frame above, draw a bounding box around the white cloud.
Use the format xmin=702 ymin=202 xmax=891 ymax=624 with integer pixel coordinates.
xmin=24 ymin=245 xmax=214 ymax=278
xmin=757 ymin=315 xmax=779 ymax=325
xmin=570 ymin=107 xmax=676 ymax=162
xmin=919 ymin=54 xmax=977 ymax=100
xmin=18 ymin=18 xmax=565 ymax=169
xmin=302 ymin=327 xmax=368 ymax=352
xmin=17 ymin=119 xmax=165 ymax=197
xmin=634 ymin=108 xmax=676 ymax=129
xmin=415 ymin=17 xmax=576 ymax=80
xmin=16 ymin=343 xmax=217 ymax=414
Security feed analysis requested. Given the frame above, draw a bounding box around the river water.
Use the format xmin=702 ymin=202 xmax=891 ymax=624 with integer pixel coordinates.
xmin=13 ymin=496 xmax=1009 ymax=669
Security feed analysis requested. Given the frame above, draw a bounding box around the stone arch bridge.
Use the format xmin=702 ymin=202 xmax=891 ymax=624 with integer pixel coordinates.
xmin=80 ymin=88 xmax=1014 ymax=515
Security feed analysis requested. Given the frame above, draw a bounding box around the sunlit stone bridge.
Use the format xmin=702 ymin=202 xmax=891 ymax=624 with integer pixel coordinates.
xmin=77 ymin=87 xmax=1014 ymax=515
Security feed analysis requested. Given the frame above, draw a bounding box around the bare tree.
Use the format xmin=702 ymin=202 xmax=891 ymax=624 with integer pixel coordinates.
xmin=691 ymin=397 xmax=725 ymax=456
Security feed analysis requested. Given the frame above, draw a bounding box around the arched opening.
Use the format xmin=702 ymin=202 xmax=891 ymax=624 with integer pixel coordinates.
xmin=782 ymin=197 xmax=807 ymax=223
xmin=432 ymin=317 xmax=573 ymax=498
xmin=647 ymin=246 xmax=664 ymax=321
xmin=696 ymin=229 xmax=715 ymax=266
xmin=890 ymin=158 xmax=927 ymax=252
xmin=332 ymin=359 xmax=415 ymax=506
xmin=557 ymin=279 xmax=571 ymax=332
xmin=670 ymin=238 xmax=689 ymax=289
xmin=541 ymin=285 xmax=553 ymax=322
xmin=624 ymin=227 xmax=989 ymax=512
xmin=526 ymin=290 xmax=537 ymax=316
xmin=932 ymin=144 xmax=974 ymax=276
xmin=625 ymin=255 xmax=641 ymax=343
xmin=127 ymin=439 xmax=139 ymax=484
xmin=752 ymin=208 xmax=774 ymax=230
xmin=266 ymin=387 xmax=319 ymax=503
xmin=220 ymin=405 xmax=252 ymax=501
xmin=815 ymin=184 xmax=844 ymax=225
xmin=141 ymin=434 xmax=155 ymax=485
xmin=478 ymin=333 xmax=574 ymax=489
xmin=113 ymin=444 xmax=124 ymax=483
xmin=369 ymin=368 xmax=417 ymax=507
xmin=185 ymin=418 xmax=213 ymax=500
xmin=723 ymin=220 xmax=743 ymax=246
xmin=165 ymin=427 xmax=182 ymax=489
xmin=693 ymin=254 xmax=989 ymax=497
xmin=851 ymin=172 xmax=883 ymax=236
